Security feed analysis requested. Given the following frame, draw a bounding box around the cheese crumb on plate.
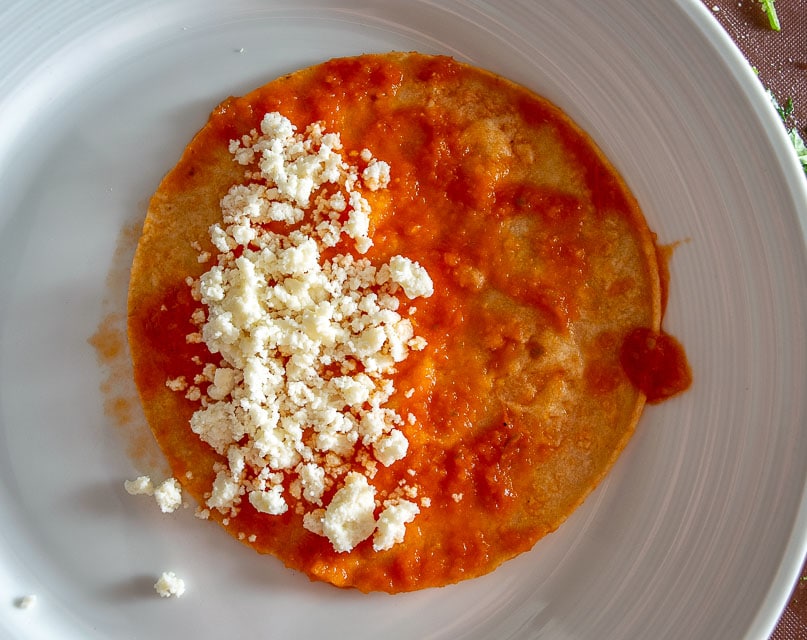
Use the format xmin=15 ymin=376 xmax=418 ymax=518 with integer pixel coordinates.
xmin=124 ymin=475 xmax=183 ymax=513
xmin=154 ymin=571 xmax=186 ymax=598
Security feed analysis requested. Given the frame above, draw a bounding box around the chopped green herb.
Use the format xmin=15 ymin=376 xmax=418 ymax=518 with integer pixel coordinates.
xmin=788 ymin=128 xmax=807 ymax=176
xmin=766 ymin=91 xmax=807 ymax=178
xmin=777 ymin=97 xmax=795 ymax=121
xmin=758 ymin=0 xmax=781 ymax=31
xmin=767 ymin=90 xmax=795 ymax=124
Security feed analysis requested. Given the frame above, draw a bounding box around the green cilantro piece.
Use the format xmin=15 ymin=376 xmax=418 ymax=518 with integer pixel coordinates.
xmin=788 ymin=128 xmax=807 ymax=177
xmin=778 ymin=97 xmax=795 ymax=121
xmin=767 ymin=90 xmax=794 ymax=124
xmin=766 ymin=91 xmax=807 ymax=178
xmin=758 ymin=0 xmax=781 ymax=31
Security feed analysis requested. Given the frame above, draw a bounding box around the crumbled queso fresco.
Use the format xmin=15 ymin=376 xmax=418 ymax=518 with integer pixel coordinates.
xmin=154 ymin=571 xmax=186 ymax=598
xmin=124 ymin=475 xmax=183 ymax=514
xmin=162 ymin=112 xmax=433 ymax=553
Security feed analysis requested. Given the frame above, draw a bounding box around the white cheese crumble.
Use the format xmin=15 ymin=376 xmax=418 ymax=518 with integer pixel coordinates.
xmin=124 ymin=475 xmax=154 ymax=496
xmin=373 ymin=500 xmax=420 ymax=551
xmin=153 ymin=478 xmax=183 ymax=513
xmin=309 ymin=471 xmax=377 ymax=553
xmin=248 ymin=485 xmax=288 ymax=515
xmin=154 ymin=571 xmax=186 ymax=598
xmin=373 ymin=428 xmax=409 ymax=467
xmin=361 ymin=159 xmax=391 ymax=191
xmin=168 ymin=112 xmax=432 ymax=553
xmin=165 ymin=376 xmax=188 ymax=391
xmin=125 ymin=475 xmax=183 ymax=513
xmin=387 ymin=256 xmax=434 ymax=300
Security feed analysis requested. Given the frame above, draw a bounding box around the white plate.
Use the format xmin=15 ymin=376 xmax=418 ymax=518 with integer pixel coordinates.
xmin=1 ymin=1 xmax=806 ymax=638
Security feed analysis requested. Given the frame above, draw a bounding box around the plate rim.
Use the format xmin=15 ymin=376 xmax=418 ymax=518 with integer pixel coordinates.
xmin=0 ymin=1 xmax=806 ymax=638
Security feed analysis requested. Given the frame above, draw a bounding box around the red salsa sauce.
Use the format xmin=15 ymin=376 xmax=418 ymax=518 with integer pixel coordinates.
xmin=620 ymin=328 xmax=692 ymax=403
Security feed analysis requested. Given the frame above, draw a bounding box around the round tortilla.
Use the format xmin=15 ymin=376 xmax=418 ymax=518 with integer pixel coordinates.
xmin=128 ymin=52 xmax=661 ymax=593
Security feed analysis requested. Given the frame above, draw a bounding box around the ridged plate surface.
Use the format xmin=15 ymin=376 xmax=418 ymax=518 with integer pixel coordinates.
xmin=0 ymin=1 xmax=805 ymax=638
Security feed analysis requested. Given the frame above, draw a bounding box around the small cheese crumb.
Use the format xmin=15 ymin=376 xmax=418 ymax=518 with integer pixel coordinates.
xmin=124 ymin=476 xmax=154 ymax=496
xmin=165 ymin=376 xmax=188 ymax=391
xmin=206 ymin=470 xmax=240 ymax=510
xmin=314 ymin=472 xmax=376 ymax=553
xmin=373 ymin=429 xmax=409 ymax=467
xmin=361 ymin=159 xmax=391 ymax=191
xmin=154 ymin=478 xmax=182 ymax=513
xmin=299 ymin=462 xmax=326 ymax=504
xmin=185 ymin=385 xmax=202 ymax=401
xmin=373 ymin=500 xmax=419 ymax=551
xmin=154 ymin=572 xmax=186 ymax=598
xmin=248 ymin=485 xmax=288 ymax=515
xmin=387 ymin=255 xmax=434 ymax=299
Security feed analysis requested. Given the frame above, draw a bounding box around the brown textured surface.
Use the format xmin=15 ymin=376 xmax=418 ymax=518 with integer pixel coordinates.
xmin=706 ymin=0 xmax=806 ymax=131
xmin=701 ymin=1 xmax=806 ymax=637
